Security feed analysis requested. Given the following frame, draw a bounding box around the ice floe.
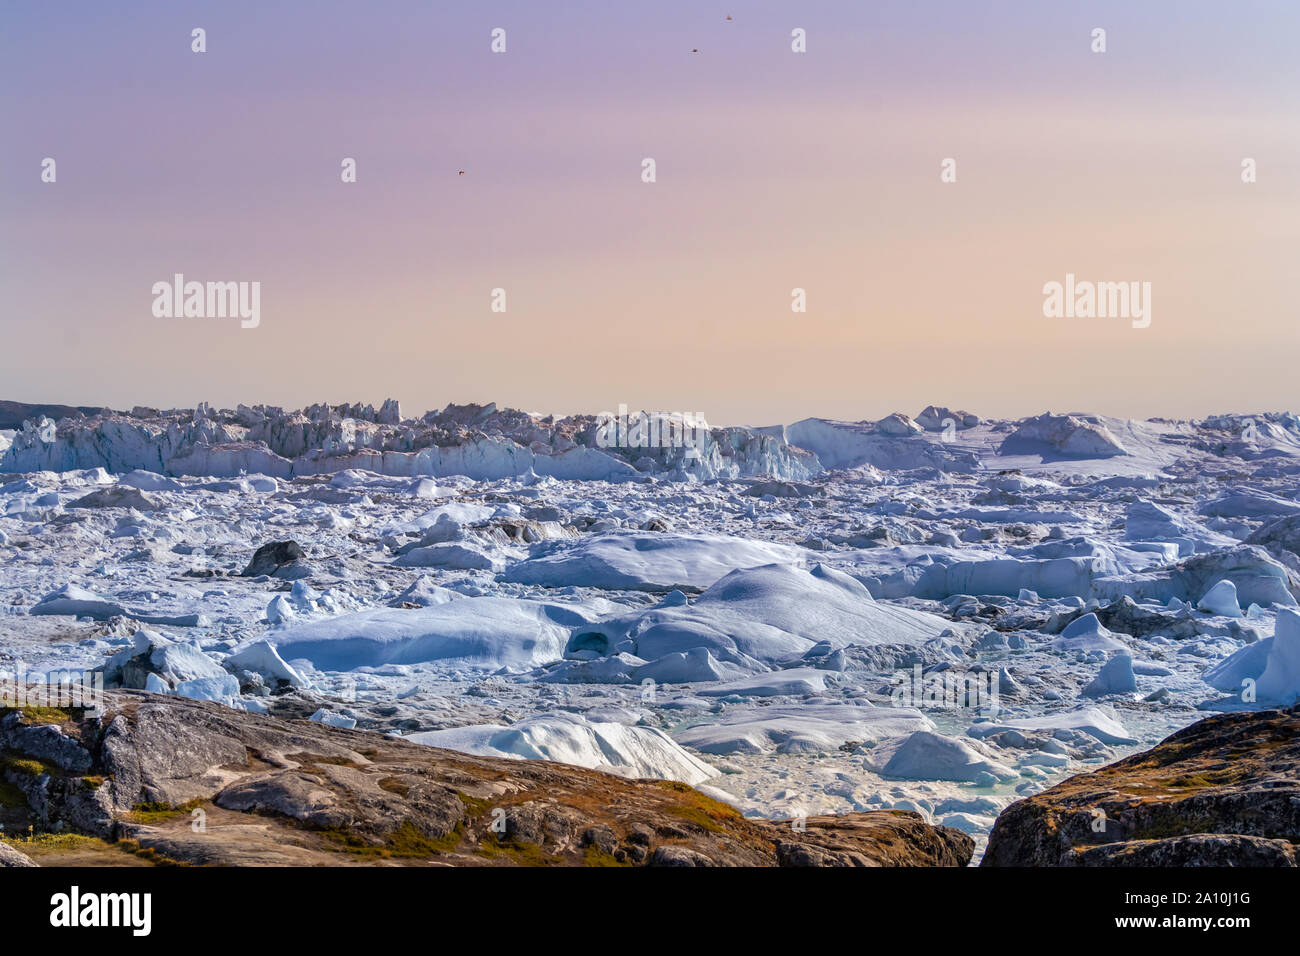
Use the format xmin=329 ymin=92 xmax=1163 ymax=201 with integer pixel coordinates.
xmin=409 ymin=712 xmax=718 ymax=785
xmin=555 ymin=563 xmax=961 ymax=680
xmin=501 ymin=531 xmax=803 ymax=592
xmin=262 ymin=598 xmax=607 ymax=672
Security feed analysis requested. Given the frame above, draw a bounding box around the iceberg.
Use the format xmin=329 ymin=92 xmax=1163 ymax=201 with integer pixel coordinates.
xmin=562 ymin=563 xmax=959 ymax=678
xmin=967 ymin=707 xmax=1138 ymax=746
xmin=263 ymin=597 xmax=606 ymax=671
xmin=674 ymin=701 xmax=933 ymax=756
xmin=409 ymin=713 xmax=718 ymax=785
xmin=865 ymin=731 xmax=1019 ymax=783
xmin=501 ymin=531 xmax=803 ymax=592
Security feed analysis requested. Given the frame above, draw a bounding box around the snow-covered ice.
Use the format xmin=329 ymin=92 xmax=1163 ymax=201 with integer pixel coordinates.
xmin=500 ymin=532 xmax=803 ymax=592
xmin=7 ymin=400 xmax=1300 ymax=861
xmin=409 ymin=712 xmax=718 ymax=786
xmin=263 ymin=598 xmax=608 ymax=671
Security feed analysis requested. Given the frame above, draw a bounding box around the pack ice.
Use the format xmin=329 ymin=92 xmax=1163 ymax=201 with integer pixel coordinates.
xmin=7 ymin=400 xmax=1300 ymax=858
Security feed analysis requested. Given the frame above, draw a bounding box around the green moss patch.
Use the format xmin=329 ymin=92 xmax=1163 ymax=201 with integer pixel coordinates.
xmin=474 ymin=836 xmax=555 ymax=866
xmin=127 ymin=798 xmax=205 ymax=824
xmin=2 ymin=705 xmax=78 ymax=725
xmin=1 ymin=757 xmax=52 ymax=778
xmin=582 ymin=845 xmax=631 ymax=867
xmin=321 ymin=819 xmax=464 ymax=859
xmin=654 ymin=780 xmax=743 ymax=834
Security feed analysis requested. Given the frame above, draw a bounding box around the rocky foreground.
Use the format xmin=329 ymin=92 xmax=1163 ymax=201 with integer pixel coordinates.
xmin=982 ymin=705 xmax=1300 ymax=866
xmin=5 ymin=695 xmax=1299 ymax=869
xmin=0 ymin=690 xmax=972 ymax=867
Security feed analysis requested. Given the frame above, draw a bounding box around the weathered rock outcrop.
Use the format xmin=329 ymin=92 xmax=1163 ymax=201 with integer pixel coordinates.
xmin=982 ymin=707 xmax=1300 ymax=866
xmin=772 ymin=812 xmax=974 ymax=867
xmin=1052 ymin=595 xmax=1204 ymax=640
xmin=240 ymin=539 xmax=305 ymax=577
xmin=1 ymin=690 xmax=972 ymax=867
xmin=0 ymin=842 xmax=36 ymax=867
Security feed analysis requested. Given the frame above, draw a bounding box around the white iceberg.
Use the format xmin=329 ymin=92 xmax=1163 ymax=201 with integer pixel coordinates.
xmin=500 ymin=531 xmax=803 ymax=592
xmin=263 ymin=597 xmax=605 ymax=671
xmin=225 ymin=639 xmax=306 ymax=688
xmin=1082 ymin=653 xmax=1138 ymax=697
xmin=674 ymin=701 xmax=932 ymax=756
xmin=865 ymin=731 xmax=1019 ymax=782
xmin=1197 ymin=579 xmax=1242 ymax=618
xmin=409 ymin=713 xmax=717 ymax=785
xmin=967 ymin=706 xmax=1137 ymax=746
xmin=563 ymin=563 xmax=959 ymax=677
xmin=1255 ymin=608 xmax=1300 ymax=705
xmin=1052 ymin=613 xmax=1129 ymax=653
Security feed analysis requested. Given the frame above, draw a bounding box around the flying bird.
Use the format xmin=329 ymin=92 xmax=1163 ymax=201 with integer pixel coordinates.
xmin=458 ymin=170 xmax=465 ymax=176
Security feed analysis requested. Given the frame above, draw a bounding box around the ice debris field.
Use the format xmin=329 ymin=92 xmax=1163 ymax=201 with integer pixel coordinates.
xmin=5 ymin=400 xmax=1300 ymax=861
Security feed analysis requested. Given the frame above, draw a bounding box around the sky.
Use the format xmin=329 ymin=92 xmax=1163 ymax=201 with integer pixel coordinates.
xmin=2 ymin=1 xmax=1298 ymax=426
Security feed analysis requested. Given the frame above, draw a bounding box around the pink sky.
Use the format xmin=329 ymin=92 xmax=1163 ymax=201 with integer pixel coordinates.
xmin=2 ymin=1 xmax=1297 ymax=425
